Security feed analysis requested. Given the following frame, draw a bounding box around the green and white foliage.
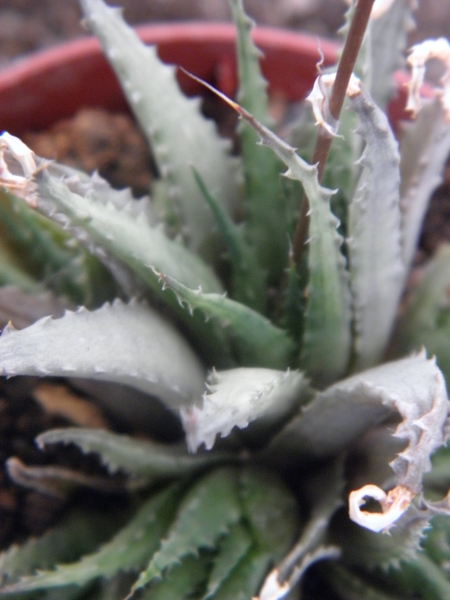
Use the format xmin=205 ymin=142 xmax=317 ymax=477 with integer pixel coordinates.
xmin=347 ymin=88 xmax=404 ymax=370
xmin=79 ymin=0 xmax=240 ymax=261
xmin=1 ymin=0 xmax=450 ymax=599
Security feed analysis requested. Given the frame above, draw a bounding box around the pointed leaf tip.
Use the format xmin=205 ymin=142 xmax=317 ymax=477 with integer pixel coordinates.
xmin=181 ymin=368 xmax=307 ymax=452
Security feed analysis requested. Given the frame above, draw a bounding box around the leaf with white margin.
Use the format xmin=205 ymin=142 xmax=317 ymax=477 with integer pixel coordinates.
xmin=79 ymin=0 xmax=239 ymax=260
xmin=156 ymin=271 xmax=296 ymax=370
xmin=368 ymin=0 xmax=414 ymax=110
xmin=347 ymin=87 xmax=405 ymax=371
xmin=34 ymin=168 xmax=222 ymax=295
xmin=265 ymin=352 xmax=450 ymax=531
xmin=131 ymin=467 xmax=242 ymax=593
xmin=37 ymin=427 xmax=234 ymax=481
xmin=0 ymin=299 xmax=205 ymax=410
xmin=181 ymin=368 xmax=307 ymax=453
xmin=229 ymin=0 xmax=288 ymax=287
xmin=181 ymin=71 xmax=352 ymax=387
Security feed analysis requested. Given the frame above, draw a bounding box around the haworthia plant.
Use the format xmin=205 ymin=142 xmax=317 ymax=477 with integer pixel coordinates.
xmin=1 ymin=0 xmax=450 ymax=599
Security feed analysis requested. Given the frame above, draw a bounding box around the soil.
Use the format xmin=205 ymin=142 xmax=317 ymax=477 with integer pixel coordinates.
xmin=24 ymin=108 xmax=155 ymax=197
xmin=0 ymin=377 xmax=125 ymax=550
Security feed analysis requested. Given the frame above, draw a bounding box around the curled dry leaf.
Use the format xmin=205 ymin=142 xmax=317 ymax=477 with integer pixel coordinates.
xmin=305 ymin=72 xmax=361 ymax=137
xmin=0 ymin=132 xmax=39 ymax=204
xmin=348 ymin=484 xmax=415 ymax=533
xmin=406 ymin=37 xmax=450 ymax=119
xmin=347 ymin=352 xmax=450 ymax=532
xmin=6 ymin=457 xmax=124 ymax=499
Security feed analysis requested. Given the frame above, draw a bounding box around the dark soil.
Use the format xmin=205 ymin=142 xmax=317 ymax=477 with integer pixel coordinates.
xmin=24 ymin=108 xmax=155 ymax=197
xmin=0 ymin=377 xmax=123 ymax=550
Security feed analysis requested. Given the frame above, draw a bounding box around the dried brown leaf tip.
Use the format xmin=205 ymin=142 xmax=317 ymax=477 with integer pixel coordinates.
xmin=406 ymin=38 xmax=450 ymax=120
xmin=0 ymin=132 xmax=40 ymax=205
xmin=306 ymin=72 xmax=362 ymax=136
xmin=349 ymin=484 xmax=415 ymax=533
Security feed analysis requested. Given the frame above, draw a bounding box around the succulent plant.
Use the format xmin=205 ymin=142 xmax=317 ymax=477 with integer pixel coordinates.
xmin=1 ymin=0 xmax=450 ymax=598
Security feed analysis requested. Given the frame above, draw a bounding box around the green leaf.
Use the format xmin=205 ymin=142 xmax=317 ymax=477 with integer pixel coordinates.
xmin=140 ymin=553 xmax=211 ymax=600
xmin=208 ymin=467 xmax=300 ymax=600
xmin=208 ymin=547 xmax=272 ymax=600
xmin=389 ymin=555 xmax=450 ymax=600
xmin=79 ymin=0 xmax=239 ymax=260
xmin=181 ymin=368 xmax=308 ymax=452
xmin=131 ymin=467 xmax=242 ymax=593
xmin=422 ymin=514 xmax=450 ymax=567
xmin=279 ymin=254 xmax=308 ymax=343
xmin=334 ymin=503 xmax=431 ymax=573
xmin=0 ymin=484 xmax=181 ymax=594
xmin=231 ymin=101 xmax=352 ymax=385
xmin=37 ymin=428 xmax=234 ymax=481
xmin=245 ymin=123 xmax=352 ymax=385
xmin=238 ymin=467 xmax=299 ymax=556
xmin=390 ymin=244 xmax=450 ymax=385
xmin=289 ymin=102 xmax=361 ymax=241
xmin=156 ymin=272 xmax=296 ymax=369
xmin=204 ymin=522 xmax=252 ymax=599
xmin=229 ymin=0 xmax=288 ymax=286
xmin=0 ymin=299 xmax=205 ymax=410
xmin=182 ymin=77 xmax=352 ymax=384
xmin=192 ymin=168 xmax=266 ymax=313
xmin=347 ymin=88 xmax=405 ymax=371
xmin=326 ymin=563 xmax=405 ymax=600
xmin=0 ymin=508 xmax=123 ymax=585
xmin=0 ymin=190 xmax=117 ymax=306
xmin=35 ymin=168 xmax=222 ymax=295
xmin=228 ymin=0 xmax=270 ymax=125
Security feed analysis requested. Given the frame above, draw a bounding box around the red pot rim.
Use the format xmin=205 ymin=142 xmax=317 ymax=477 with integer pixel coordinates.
xmin=0 ymin=21 xmax=418 ymax=136
xmin=0 ymin=22 xmax=339 ymax=135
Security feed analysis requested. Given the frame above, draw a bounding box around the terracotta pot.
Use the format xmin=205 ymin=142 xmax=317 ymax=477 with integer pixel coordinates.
xmin=0 ymin=22 xmax=411 ymax=136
